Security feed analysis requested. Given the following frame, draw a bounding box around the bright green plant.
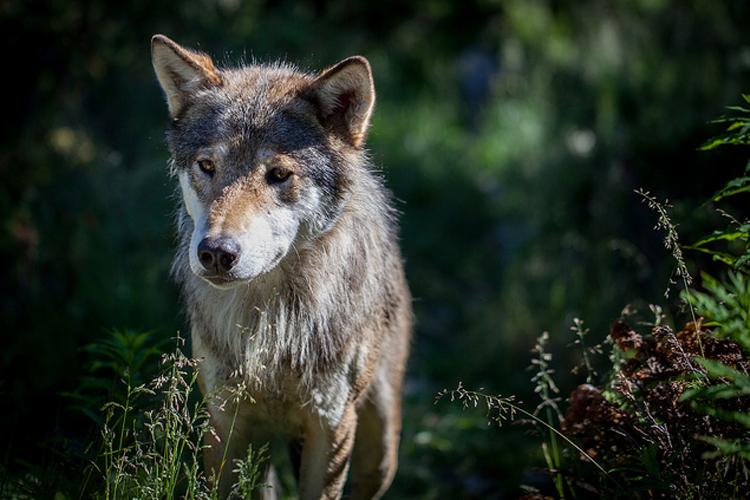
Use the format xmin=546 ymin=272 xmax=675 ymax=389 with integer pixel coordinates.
xmin=678 ymin=94 xmax=750 ymax=468
xmin=688 ymin=272 xmax=750 ymax=346
xmin=231 ymin=443 xmax=271 ymax=499
xmin=83 ymin=335 xmax=270 ymax=500
xmin=690 ymin=93 xmax=750 ymax=273
xmin=96 ymin=342 xmax=211 ymax=500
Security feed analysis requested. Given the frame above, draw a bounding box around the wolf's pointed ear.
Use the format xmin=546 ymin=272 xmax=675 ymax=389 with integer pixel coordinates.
xmin=306 ymin=56 xmax=375 ymax=148
xmin=151 ymin=35 xmax=223 ymax=119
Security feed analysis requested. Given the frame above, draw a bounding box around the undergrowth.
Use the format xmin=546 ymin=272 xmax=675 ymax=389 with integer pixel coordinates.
xmin=33 ymin=94 xmax=750 ymax=500
xmin=77 ymin=333 xmax=269 ymax=500
xmin=441 ymin=94 xmax=750 ymax=499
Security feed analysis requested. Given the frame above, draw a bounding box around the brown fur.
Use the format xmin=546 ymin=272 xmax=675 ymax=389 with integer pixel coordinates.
xmin=151 ymin=35 xmax=412 ymax=500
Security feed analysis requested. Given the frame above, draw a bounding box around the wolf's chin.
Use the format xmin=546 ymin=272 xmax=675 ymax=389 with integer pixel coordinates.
xmin=199 ymin=274 xmax=251 ymax=290
xmin=194 ymin=258 xmax=284 ymax=289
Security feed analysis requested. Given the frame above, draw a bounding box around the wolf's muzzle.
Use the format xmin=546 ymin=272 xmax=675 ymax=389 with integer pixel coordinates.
xmin=197 ymin=236 xmax=241 ymax=276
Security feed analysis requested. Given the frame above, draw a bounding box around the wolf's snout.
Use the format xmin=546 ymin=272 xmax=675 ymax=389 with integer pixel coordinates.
xmin=197 ymin=236 xmax=241 ymax=274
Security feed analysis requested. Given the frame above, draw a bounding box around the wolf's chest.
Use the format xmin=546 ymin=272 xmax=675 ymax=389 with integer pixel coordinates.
xmin=232 ymin=366 xmax=352 ymax=434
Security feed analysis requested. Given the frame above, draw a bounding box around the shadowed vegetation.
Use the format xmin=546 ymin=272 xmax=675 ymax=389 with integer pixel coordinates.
xmin=2 ymin=1 xmax=750 ymax=498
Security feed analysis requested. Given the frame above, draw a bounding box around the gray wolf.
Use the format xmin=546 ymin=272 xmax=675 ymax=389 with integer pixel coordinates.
xmin=151 ymin=35 xmax=412 ymax=500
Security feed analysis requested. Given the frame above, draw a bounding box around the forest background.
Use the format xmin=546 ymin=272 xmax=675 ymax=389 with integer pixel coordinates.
xmin=2 ymin=0 xmax=750 ymax=498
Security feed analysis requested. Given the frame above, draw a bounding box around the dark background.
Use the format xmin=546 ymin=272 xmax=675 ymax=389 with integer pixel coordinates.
xmin=2 ymin=0 xmax=750 ymax=497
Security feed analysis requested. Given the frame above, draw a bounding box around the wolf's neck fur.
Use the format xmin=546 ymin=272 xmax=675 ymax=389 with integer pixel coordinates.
xmin=173 ymin=166 xmax=398 ymax=389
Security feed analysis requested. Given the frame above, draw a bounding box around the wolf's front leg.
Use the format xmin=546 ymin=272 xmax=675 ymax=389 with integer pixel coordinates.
xmin=298 ymin=405 xmax=358 ymax=500
xmin=203 ymin=394 xmax=278 ymax=500
xmin=203 ymin=398 xmax=251 ymax=499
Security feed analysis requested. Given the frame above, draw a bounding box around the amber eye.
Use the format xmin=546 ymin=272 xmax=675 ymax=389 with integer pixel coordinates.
xmin=270 ymin=167 xmax=291 ymax=182
xmin=197 ymin=159 xmax=215 ymax=175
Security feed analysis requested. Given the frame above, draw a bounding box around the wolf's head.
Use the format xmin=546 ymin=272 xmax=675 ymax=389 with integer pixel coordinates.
xmin=151 ymin=35 xmax=375 ymax=289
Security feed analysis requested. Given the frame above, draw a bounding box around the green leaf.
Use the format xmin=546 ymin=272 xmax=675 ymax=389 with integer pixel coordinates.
xmin=684 ymin=358 xmax=750 ymax=430
xmin=734 ymin=252 xmax=750 ymax=271
xmin=636 ymin=443 xmax=663 ymax=480
xmin=707 ymin=175 xmax=750 ymax=202
xmin=699 ymin=136 xmax=731 ymax=151
xmin=686 ymin=357 xmax=750 ymax=395
xmin=689 ymin=246 xmax=741 ymax=268
xmin=700 ymin=436 xmax=750 ymax=460
xmin=724 ymin=106 xmax=750 ymax=114
xmin=692 ymin=226 xmax=750 ymax=247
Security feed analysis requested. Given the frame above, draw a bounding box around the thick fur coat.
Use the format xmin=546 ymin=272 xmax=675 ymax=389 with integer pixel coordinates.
xmin=151 ymin=35 xmax=412 ymax=500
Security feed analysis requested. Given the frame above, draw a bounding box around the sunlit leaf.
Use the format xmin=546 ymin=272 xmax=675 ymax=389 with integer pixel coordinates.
xmin=707 ymin=176 xmax=750 ymax=202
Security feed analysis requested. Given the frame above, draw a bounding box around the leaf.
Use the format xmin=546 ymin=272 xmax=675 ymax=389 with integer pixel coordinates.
xmin=700 ymin=436 xmax=750 ymax=460
xmin=693 ymin=357 xmax=744 ymax=381
xmin=636 ymin=443 xmax=663 ymax=480
xmin=724 ymin=106 xmax=750 ymax=114
xmin=689 ymin=246 xmax=741 ymax=268
xmin=706 ymin=175 xmax=750 ymax=202
xmin=702 ymin=405 xmax=750 ymax=429
xmin=699 ymin=136 xmax=732 ymax=151
xmin=700 ymin=96 xmax=750 ymax=151
xmin=692 ymin=226 xmax=750 ymax=247
xmin=684 ymin=357 xmax=750 ymax=397
xmin=734 ymin=252 xmax=750 ymax=271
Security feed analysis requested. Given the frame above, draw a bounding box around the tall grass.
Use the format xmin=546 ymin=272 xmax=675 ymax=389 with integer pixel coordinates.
xmin=84 ymin=335 xmax=269 ymax=500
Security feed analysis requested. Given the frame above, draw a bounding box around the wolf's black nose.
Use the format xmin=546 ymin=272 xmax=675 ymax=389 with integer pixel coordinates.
xmin=197 ymin=236 xmax=241 ymax=274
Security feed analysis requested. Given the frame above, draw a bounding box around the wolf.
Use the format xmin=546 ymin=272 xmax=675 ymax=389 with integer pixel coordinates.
xmin=151 ymin=35 xmax=412 ymax=500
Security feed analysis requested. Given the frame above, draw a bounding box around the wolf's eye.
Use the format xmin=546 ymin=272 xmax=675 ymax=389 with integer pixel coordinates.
xmin=197 ymin=159 xmax=215 ymax=176
xmin=269 ymin=167 xmax=291 ymax=183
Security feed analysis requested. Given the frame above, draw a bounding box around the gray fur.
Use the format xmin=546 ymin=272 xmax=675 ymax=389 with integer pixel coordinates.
xmin=152 ymin=35 xmax=412 ymax=500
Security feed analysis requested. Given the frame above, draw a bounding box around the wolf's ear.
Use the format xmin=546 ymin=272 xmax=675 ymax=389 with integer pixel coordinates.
xmin=151 ymin=35 xmax=222 ymax=119
xmin=306 ymin=56 xmax=375 ymax=148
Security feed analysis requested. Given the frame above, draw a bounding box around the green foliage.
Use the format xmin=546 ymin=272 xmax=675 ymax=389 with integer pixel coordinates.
xmin=699 ymin=95 xmax=750 ymax=153
xmin=63 ymin=328 xmax=167 ymax=428
xmin=96 ymin=344 xmax=210 ymax=500
xmin=680 ymin=269 xmax=750 ymax=467
xmin=688 ymin=273 xmax=750 ymax=346
xmin=576 ymin=97 xmax=750 ymax=497
xmin=592 ymin=98 xmax=750 ymax=496
xmin=689 ymin=96 xmax=750 ymax=274
xmin=231 ymin=444 xmax=271 ymax=500
xmin=4 ymin=1 xmax=750 ymax=497
xmin=678 ymin=98 xmax=750 ymax=470
xmin=92 ymin=339 xmax=270 ymax=500
xmin=437 ymin=332 xmax=623 ymax=499
xmin=685 ymin=357 xmax=750 ymax=424
xmin=84 ymin=328 xmax=167 ymax=384
xmin=441 ymin=95 xmax=750 ymax=498
xmin=691 ymin=227 xmax=750 ymax=271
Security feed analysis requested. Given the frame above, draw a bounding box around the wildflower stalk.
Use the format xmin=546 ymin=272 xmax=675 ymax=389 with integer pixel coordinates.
xmin=636 ymin=189 xmax=705 ymax=358
xmin=435 ymin=383 xmax=620 ymax=490
xmin=528 ymin=332 xmax=565 ymax=497
xmin=570 ymin=318 xmax=602 ymax=385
